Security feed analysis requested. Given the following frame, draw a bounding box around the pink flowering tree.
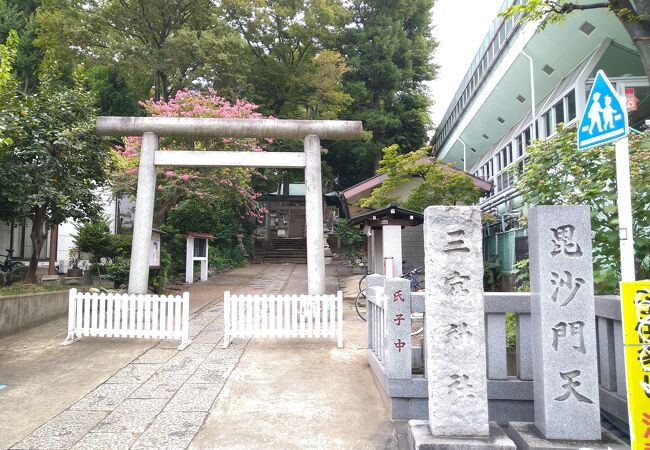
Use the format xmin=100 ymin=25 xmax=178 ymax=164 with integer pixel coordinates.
xmin=112 ymin=89 xmax=271 ymax=227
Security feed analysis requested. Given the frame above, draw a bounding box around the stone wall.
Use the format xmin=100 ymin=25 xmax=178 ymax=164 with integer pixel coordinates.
xmin=0 ymin=290 xmax=69 ymax=336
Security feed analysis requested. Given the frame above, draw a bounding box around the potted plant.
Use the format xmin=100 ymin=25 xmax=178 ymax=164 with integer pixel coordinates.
xmin=67 ymin=247 xmax=83 ymax=277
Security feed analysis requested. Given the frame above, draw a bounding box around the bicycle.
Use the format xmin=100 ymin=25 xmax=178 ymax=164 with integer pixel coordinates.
xmin=355 ymin=265 xmax=425 ymax=322
xmin=1 ymin=249 xmax=25 ymax=273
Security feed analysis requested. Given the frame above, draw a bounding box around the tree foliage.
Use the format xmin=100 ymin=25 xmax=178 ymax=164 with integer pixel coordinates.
xmin=0 ymin=73 xmax=112 ymax=282
xmin=0 ymin=0 xmax=43 ymax=94
xmin=358 ymin=145 xmax=481 ymax=212
xmin=514 ymin=127 xmax=650 ymax=293
xmin=220 ymin=0 xmax=352 ymax=119
xmin=501 ymin=0 xmax=650 ymax=86
xmin=112 ymin=89 xmax=269 ymax=226
xmin=324 ymin=0 xmax=437 ymax=189
xmin=37 ymin=0 xmax=249 ymax=102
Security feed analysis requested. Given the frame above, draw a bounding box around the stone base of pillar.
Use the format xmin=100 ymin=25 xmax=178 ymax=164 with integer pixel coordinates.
xmin=506 ymin=422 xmax=628 ymax=450
xmin=408 ymin=420 xmax=516 ymax=450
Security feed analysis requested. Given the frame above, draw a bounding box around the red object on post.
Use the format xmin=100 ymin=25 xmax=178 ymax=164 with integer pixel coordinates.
xmin=384 ymin=257 xmax=394 ymax=278
xmin=625 ymin=88 xmax=638 ymax=112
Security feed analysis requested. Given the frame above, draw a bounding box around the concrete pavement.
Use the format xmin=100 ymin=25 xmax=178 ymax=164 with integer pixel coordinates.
xmin=1 ymin=263 xmax=403 ymax=449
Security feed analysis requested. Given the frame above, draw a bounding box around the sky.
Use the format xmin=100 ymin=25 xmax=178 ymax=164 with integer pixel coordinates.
xmin=428 ymin=0 xmax=505 ymax=128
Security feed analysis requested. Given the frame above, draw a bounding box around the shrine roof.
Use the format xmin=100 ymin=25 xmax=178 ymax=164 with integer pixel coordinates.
xmin=346 ymin=204 xmax=423 ymax=229
xmin=185 ymin=231 xmax=216 ymax=239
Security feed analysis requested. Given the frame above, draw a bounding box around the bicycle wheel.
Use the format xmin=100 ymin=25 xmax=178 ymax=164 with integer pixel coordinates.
xmin=355 ymin=288 xmax=367 ymax=321
xmin=358 ymin=273 xmax=367 ymax=294
xmin=410 ymin=312 xmax=424 ymax=336
xmin=10 ymin=261 xmax=25 ymax=270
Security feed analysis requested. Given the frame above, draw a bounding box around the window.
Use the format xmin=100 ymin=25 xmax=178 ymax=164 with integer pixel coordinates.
xmin=566 ymin=90 xmax=576 ymax=121
xmin=553 ymin=100 xmax=564 ymax=127
xmin=504 ymin=17 xmax=512 ymax=36
xmin=517 ymin=134 xmax=524 ymax=157
xmin=524 ymin=127 xmax=532 ymax=146
xmin=507 ymin=144 xmax=513 ymax=165
xmin=543 ymin=111 xmax=552 ymax=137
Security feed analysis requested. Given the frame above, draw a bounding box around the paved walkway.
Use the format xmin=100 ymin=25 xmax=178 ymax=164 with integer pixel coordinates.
xmin=1 ymin=264 xmax=401 ymax=449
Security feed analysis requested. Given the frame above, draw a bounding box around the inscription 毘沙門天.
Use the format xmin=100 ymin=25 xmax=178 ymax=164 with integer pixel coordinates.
xmin=554 ymin=369 xmax=593 ymax=404
xmin=448 ymin=373 xmax=475 ymax=398
xmin=443 ymin=228 xmax=470 ymax=253
xmin=443 ymin=271 xmax=470 ymax=297
xmin=550 ymin=271 xmax=585 ymax=306
xmin=552 ymin=321 xmax=585 ymax=354
xmin=551 ymin=225 xmax=583 ymax=257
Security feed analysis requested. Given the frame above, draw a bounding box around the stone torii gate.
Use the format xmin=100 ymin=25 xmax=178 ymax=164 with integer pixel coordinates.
xmin=96 ymin=117 xmax=363 ymax=295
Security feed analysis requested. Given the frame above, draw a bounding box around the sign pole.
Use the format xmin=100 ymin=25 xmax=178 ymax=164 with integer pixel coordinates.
xmin=615 ymin=136 xmax=636 ymax=282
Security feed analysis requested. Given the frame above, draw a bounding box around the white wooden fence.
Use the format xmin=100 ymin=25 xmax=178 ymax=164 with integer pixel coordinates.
xmin=62 ymin=288 xmax=191 ymax=349
xmin=222 ymin=291 xmax=343 ymax=349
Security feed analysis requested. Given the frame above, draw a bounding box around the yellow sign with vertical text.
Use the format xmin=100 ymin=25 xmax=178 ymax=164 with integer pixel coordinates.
xmin=621 ymin=281 xmax=650 ymax=449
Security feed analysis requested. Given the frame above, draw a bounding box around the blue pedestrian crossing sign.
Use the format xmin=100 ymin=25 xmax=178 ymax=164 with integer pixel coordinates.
xmin=577 ymin=70 xmax=628 ymax=151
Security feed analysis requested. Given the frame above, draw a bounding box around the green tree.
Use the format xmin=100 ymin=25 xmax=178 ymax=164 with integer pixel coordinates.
xmin=514 ymin=127 xmax=650 ymax=293
xmin=0 ymin=0 xmax=43 ymax=93
xmin=502 ymin=0 xmax=650 ymax=86
xmin=0 ymin=28 xmax=17 ymax=99
xmin=37 ymin=0 xmax=249 ymax=102
xmin=358 ymin=145 xmax=480 ymax=212
xmin=85 ymin=65 xmax=141 ymax=116
xmin=0 ymin=74 xmax=112 ymax=282
xmin=325 ymin=0 xmax=437 ymax=188
xmin=220 ymin=0 xmax=352 ymax=119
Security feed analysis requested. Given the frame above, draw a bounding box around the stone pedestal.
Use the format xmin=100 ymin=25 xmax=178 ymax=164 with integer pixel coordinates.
xmin=40 ymin=275 xmax=63 ymax=286
xmin=507 ymin=422 xmax=628 ymax=450
xmin=409 ymin=420 xmax=516 ymax=450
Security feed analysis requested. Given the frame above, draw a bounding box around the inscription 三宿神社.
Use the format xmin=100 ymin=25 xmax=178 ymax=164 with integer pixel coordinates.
xmin=443 ymin=322 xmax=473 ymax=348
xmin=443 ymin=271 xmax=470 ymax=297
xmin=448 ymin=373 xmax=475 ymax=398
xmin=443 ymin=228 xmax=470 ymax=253
xmin=424 ymin=206 xmax=490 ymax=437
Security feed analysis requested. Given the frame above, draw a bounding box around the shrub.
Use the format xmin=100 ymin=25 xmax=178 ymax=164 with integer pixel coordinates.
xmin=334 ymin=218 xmax=364 ymax=262
xmin=483 ymin=257 xmax=502 ymax=291
xmin=106 ymin=257 xmax=130 ymax=288
xmin=73 ymin=218 xmax=113 ymax=263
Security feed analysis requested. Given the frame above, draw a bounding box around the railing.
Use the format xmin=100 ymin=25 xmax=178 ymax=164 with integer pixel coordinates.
xmin=62 ymin=288 xmax=191 ymax=350
xmin=223 ymin=291 xmax=343 ymax=349
xmin=366 ymin=282 xmax=629 ymax=429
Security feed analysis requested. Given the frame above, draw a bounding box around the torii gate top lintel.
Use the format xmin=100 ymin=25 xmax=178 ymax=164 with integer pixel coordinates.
xmin=96 ymin=116 xmax=363 ymax=141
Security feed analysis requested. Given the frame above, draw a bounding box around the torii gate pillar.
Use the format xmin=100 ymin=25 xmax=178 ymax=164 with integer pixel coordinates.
xmin=304 ymin=134 xmax=325 ymax=295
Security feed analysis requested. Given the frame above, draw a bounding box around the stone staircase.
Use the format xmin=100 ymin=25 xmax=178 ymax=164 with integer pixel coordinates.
xmin=255 ymin=238 xmax=307 ymax=264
